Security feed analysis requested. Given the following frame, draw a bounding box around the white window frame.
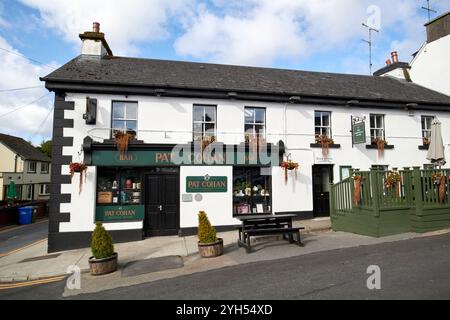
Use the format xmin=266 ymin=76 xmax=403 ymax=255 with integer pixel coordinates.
xmin=244 ymin=107 xmax=266 ymax=140
xmin=421 ymin=115 xmax=434 ymax=140
xmin=111 ymin=101 xmax=138 ymax=136
xmin=39 ymin=184 xmax=50 ymax=195
xmin=315 ymin=111 xmax=332 ymax=138
xmin=370 ymin=114 xmax=385 ymax=141
xmin=193 ymin=105 xmax=217 ymax=141
xmin=27 ymin=161 xmax=36 ymax=173
xmin=40 ymin=162 xmax=49 ymax=173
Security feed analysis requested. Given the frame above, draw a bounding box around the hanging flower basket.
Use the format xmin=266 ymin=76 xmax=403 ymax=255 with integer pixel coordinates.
xmin=385 ymin=170 xmax=401 ymax=197
xmin=352 ymin=174 xmax=364 ymax=206
xmin=422 ymin=137 xmax=430 ymax=146
xmin=70 ymin=162 xmax=88 ymax=194
xmin=432 ymin=172 xmax=446 ymax=203
xmin=281 ymin=161 xmax=299 ymax=184
xmin=372 ymin=138 xmax=387 ymax=158
xmin=315 ymin=135 xmax=334 ymax=157
xmin=114 ymin=131 xmax=136 ymax=157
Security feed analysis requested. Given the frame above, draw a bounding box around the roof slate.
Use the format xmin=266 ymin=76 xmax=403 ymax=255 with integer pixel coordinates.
xmin=42 ymin=55 xmax=450 ymax=105
xmin=0 ymin=133 xmax=51 ymax=162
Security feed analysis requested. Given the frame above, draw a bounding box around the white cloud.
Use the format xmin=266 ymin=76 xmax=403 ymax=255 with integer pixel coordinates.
xmin=174 ymin=0 xmax=444 ymax=67
xmin=0 ymin=36 xmax=56 ymax=145
xmin=19 ymin=0 xmax=195 ymax=56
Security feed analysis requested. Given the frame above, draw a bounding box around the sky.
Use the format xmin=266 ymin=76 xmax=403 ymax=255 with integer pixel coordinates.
xmin=0 ymin=0 xmax=449 ymax=146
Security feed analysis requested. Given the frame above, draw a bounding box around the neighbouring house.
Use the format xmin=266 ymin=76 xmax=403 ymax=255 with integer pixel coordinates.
xmin=0 ymin=133 xmax=51 ymax=201
xmin=41 ymin=22 xmax=450 ymax=253
xmin=374 ymin=11 xmax=450 ymax=96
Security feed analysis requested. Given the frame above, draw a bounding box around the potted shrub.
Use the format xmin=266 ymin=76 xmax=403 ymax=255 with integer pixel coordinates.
xmin=89 ymin=222 xmax=118 ymax=275
xmin=197 ymin=211 xmax=223 ymax=258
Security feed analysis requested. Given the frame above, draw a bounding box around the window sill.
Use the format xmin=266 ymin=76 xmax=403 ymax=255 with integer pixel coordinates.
xmin=310 ymin=143 xmax=341 ymax=149
xmin=365 ymin=144 xmax=395 ymax=150
xmin=418 ymin=145 xmax=429 ymax=150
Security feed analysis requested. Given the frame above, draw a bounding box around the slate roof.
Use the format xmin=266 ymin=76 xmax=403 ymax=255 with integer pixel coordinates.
xmin=42 ymin=55 xmax=450 ymax=105
xmin=0 ymin=133 xmax=51 ymax=162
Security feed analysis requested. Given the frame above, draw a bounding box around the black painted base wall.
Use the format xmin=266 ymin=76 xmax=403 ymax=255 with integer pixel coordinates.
xmin=48 ymin=229 xmax=144 ymax=253
xmin=179 ymin=225 xmax=240 ymax=237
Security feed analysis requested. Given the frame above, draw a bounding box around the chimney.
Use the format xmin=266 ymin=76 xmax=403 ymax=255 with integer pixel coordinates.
xmin=373 ymin=51 xmax=411 ymax=81
xmin=79 ymin=22 xmax=113 ymax=57
xmin=391 ymin=51 xmax=399 ymax=63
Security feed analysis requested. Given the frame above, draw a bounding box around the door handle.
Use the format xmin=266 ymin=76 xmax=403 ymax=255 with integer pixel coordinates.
xmin=158 ymin=205 xmax=163 ymax=211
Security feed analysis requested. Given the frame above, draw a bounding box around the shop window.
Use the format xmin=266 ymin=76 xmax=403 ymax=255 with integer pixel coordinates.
xmin=96 ymin=168 xmax=142 ymax=205
xmin=112 ymin=101 xmax=138 ymax=136
xmin=233 ymin=167 xmax=271 ymax=215
xmin=193 ymin=105 xmax=216 ymax=142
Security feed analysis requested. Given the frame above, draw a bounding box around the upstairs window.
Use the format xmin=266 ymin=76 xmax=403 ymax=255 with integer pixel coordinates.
xmin=27 ymin=161 xmax=36 ymax=173
xmin=315 ymin=111 xmax=332 ymax=138
xmin=421 ymin=115 xmax=434 ymax=145
xmin=112 ymin=101 xmax=138 ymax=136
xmin=193 ymin=105 xmax=216 ymax=142
xmin=370 ymin=114 xmax=385 ymax=142
xmin=245 ymin=107 xmax=266 ymax=142
xmin=41 ymin=162 xmax=49 ymax=173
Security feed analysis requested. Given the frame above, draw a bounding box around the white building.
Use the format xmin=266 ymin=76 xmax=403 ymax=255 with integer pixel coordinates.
xmin=42 ymin=24 xmax=450 ymax=252
xmin=374 ymin=11 xmax=450 ymax=96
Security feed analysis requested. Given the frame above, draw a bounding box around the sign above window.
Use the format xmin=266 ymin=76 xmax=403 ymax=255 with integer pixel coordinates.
xmin=186 ymin=176 xmax=227 ymax=193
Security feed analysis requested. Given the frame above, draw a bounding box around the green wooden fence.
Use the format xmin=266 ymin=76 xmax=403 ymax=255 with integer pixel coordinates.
xmin=330 ymin=167 xmax=450 ymax=236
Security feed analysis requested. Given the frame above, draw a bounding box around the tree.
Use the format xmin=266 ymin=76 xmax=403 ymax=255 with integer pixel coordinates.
xmin=37 ymin=139 xmax=52 ymax=158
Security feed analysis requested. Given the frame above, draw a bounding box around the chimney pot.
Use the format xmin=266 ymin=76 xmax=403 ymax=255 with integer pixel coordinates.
xmin=93 ymin=22 xmax=100 ymax=33
xmin=386 ymin=59 xmax=392 ymax=66
xmin=391 ymin=51 xmax=399 ymax=63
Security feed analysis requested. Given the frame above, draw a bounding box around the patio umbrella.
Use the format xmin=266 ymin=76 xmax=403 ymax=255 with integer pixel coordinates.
xmin=426 ymin=119 xmax=446 ymax=168
xmin=6 ymin=179 xmax=17 ymax=201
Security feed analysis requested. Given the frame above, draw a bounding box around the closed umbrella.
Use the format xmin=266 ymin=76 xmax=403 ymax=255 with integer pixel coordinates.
xmin=6 ymin=179 xmax=17 ymax=204
xmin=426 ymin=119 xmax=446 ymax=168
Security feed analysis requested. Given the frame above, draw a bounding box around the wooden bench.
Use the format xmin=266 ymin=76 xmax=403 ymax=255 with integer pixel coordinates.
xmin=238 ymin=227 xmax=304 ymax=253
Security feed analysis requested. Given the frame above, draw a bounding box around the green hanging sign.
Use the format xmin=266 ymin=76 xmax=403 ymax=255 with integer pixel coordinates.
xmin=95 ymin=205 xmax=145 ymax=222
xmin=352 ymin=122 xmax=366 ymax=145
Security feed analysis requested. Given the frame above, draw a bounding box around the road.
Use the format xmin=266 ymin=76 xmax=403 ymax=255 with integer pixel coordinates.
xmin=0 ymin=219 xmax=48 ymax=257
xmin=1 ymin=232 xmax=449 ymax=300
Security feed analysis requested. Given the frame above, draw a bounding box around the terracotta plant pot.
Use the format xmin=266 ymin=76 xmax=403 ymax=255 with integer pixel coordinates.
xmin=88 ymin=252 xmax=118 ymax=275
xmin=198 ymin=238 xmax=223 ymax=258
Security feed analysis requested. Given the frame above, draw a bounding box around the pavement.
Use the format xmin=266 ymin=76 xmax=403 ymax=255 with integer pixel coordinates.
xmin=1 ymin=216 xmax=450 ymax=298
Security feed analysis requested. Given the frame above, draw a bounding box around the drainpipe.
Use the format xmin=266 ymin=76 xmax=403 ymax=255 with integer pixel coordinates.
xmin=14 ymin=154 xmax=18 ymax=173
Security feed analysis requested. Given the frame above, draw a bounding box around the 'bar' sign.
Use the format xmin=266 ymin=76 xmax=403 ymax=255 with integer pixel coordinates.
xmin=186 ymin=176 xmax=228 ymax=193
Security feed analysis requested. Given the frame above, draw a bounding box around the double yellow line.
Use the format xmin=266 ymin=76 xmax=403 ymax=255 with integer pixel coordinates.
xmin=0 ymin=275 xmax=66 ymax=290
xmin=0 ymin=238 xmax=47 ymax=258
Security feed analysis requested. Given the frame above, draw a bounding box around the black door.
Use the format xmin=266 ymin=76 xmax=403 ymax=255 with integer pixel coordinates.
xmin=312 ymin=165 xmax=334 ymax=217
xmin=145 ymin=173 xmax=179 ymax=236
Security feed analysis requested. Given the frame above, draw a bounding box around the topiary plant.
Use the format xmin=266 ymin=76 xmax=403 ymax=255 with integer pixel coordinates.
xmin=198 ymin=211 xmax=217 ymax=244
xmin=91 ymin=222 xmax=115 ymax=259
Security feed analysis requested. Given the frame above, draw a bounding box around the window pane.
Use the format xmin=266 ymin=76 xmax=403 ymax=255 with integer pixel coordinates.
xmin=113 ymin=120 xmax=125 ymax=132
xmin=193 ymin=106 xmax=204 ymax=122
xmin=324 ymin=127 xmax=331 ymax=137
xmin=322 ymin=113 xmax=330 ymax=127
xmin=370 ymin=115 xmax=375 ymax=128
xmin=193 ymin=123 xmax=203 ymax=137
xmin=125 ymin=121 xmax=137 ymax=131
xmin=245 ymin=124 xmax=254 ymax=135
xmin=254 ymin=109 xmax=265 ymax=124
xmin=379 ymin=115 xmax=384 ymax=128
xmin=315 ymin=112 xmax=321 ymax=126
xmin=255 ymin=125 xmax=265 ymax=136
xmin=113 ymin=102 xmax=125 ymax=119
xmin=204 ymin=107 xmax=216 ymax=122
xmin=125 ymin=103 xmax=137 ymax=119
xmin=315 ymin=127 xmax=321 ymax=136
xmin=245 ymin=108 xmax=255 ymax=123
xmin=421 ymin=116 xmax=426 ymax=130
xmin=204 ymin=123 xmax=216 ymax=135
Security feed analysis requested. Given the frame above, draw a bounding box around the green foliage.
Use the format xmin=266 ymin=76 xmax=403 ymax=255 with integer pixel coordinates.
xmin=37 ymin=140 xmax=52 ymax=158
xmin=198 ymin=211 xmax=217 ymax=244
xmin=91 ymin=222 xmax=115 ymax=259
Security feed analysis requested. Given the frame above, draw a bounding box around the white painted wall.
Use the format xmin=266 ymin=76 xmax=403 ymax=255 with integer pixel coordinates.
xmin=61 ymin=92 xmax=450 ymax=231
xmin=81 ymin=39 xmax=107 ymax=57
xmin=410 ymin=35 xmax=450 ymax=96
xmin=0 ymin=142 xmax=18 ymax=172
xmin=180 ymin=166 xmax=237 ymax=228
